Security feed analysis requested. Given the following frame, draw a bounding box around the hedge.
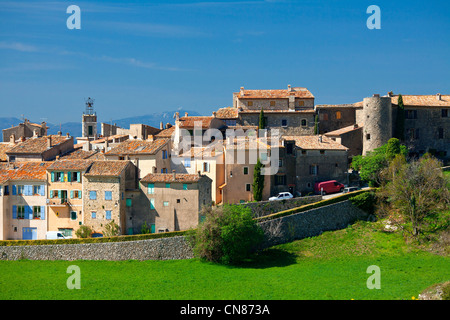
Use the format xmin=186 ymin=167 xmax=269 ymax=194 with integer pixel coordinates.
xmin=255 ymin=189 xmax=374 ymax=223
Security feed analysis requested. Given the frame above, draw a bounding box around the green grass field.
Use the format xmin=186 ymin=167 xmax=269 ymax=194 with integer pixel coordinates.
xmin=0 ymin=220 xmax=448 ymax=300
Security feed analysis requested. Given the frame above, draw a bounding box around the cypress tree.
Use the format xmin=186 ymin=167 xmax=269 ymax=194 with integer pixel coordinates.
xmin=259 ymin=107 xmax=266 ymax=130
xmin=252 ymin=158 xmax=264 ymax=201
xmin=314 ymin=115 xmax=319 ymax=135
xmin=394 ymin=94 xmax=405 ymax=141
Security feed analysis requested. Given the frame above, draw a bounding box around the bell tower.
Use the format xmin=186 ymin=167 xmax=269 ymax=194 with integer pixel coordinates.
xmin=82 ymin=97 xmax=97 ymax=140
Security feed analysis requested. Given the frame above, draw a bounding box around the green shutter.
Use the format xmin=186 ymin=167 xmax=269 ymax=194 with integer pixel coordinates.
xmin=70 ymin=190 xmax=74 ymax=199
xmin=78 ymin=190 xmax=82 ymax=199
xmin=51 ymin=172 xmax=55 ymax=182
xmin=77 ymin=172 xmax=81 ymax=183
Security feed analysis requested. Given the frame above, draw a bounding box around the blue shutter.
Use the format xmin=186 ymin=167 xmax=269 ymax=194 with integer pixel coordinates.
xmin=70 ymin=190 xmax=74 ymax=199
xmin=39 ymin=185 xmax=45 ymax=196
xmin=106 ymin=210 xmax=111 ymax=220
xmin=26 ymin=185 xmax=32 ymax=196
xmin=26 ymin=206 xmax=33 ymax=219
xmin=77 ymin=172 xmax=81 ymax=183
xmin=67 ymin=172 xmax=72 ymax=182
xmin=58 ymin=190 xmax=62 ymax=199
xmin=12 ymin=185 xmax=17 ymax=195
xmin=40 ymin=206 xmax=45 ymax=220
xmin=78 ymin=190 xmax=82 ymax=199
xmin=51 ymin=172 xmax=55 ymax=182
xmin=12 ymin=205 xmax=17 ymax=219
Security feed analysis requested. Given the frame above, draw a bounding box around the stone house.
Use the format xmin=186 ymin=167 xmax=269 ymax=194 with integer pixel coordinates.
xmin=138 ymin=172 xmax=212 ymax=233
xmin=282 ymin=135 xmax=349 ymax=194
xmin=105 ymin=137 xmax=171 ymax=178
xmin=2 ymin=119 xmax=48 ymax=142
xmin=46 ymin=159 xmax=94 ymax=238
xmin=324 ymin=124 xmax=363 ymax=160
xmin=0 ymin=162 xmax=51 ymax=240
xmin=6 ymin=134 xmax=75 ymax=162
xmin=83 ymin=160 xmax=138 ymax=236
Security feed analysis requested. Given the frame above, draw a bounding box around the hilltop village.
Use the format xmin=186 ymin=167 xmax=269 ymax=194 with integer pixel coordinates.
xmin=0 ymin=86 xmax=448 ymax=240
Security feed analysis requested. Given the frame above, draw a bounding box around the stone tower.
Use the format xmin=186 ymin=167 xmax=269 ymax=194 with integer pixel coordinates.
xmin=82 ymin=97 xmax=97 ymax=140
xmin=362 ymin=94 xmax=392 ymax=155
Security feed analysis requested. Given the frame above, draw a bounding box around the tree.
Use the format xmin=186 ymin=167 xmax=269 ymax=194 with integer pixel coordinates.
xmin=75 ymin=225 xmax=93 ymax=238
xmin=351 ymin=138 xmax=407 ymax=187
xmin=252 ymin=158 xmax=264 ymax=201
xmin=259 ymin=107 xmax=266 ymax=130
xmin=189 ymin=205 xmax=264 ymax=265
xmin=377 ymin=155 xmax=450 ymax=238
xmin=394 ymin=94 xmax=405 ymax=141
xmin=103 ymin=220 xmax=121 ymax=237
xmin=314 ymin=115 xmax=319 ymax=135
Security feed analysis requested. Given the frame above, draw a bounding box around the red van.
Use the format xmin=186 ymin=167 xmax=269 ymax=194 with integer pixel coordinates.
xmin=314 ymin=180 xmax=345 ymax=195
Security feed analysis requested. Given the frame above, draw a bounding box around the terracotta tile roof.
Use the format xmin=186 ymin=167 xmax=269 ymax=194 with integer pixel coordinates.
xmin=389 ymin=94 xmax=450 ymax=107
xmin=235 ymin=87 xmax=314 ymax=99
xmin=90 ymin=134 xmax=129 ymax=144
xmin=215 ymin=107 xmax=239 ymax=119
xmin=179 ymin=145 xmax=224 ymax=158
xmin=141 ymin=173 xmax=202 ymax=183
xmin=283 ymin=135 xmax=349 ymax=151
xmin=86 ymin=152 xmax=107 ymax=160
xmin=315 ymin=104 xmax=360 ymax=109
xmin=155 ymin=126 xmax=175 ymax=138
xmin=0 ymin=161 xmax=52 ymax=184
xmin=324 ymin=124 xmax=363 ymax=137
xmin=238 ymin=109 xmax=316 ymax=114
xmin=47 ymin=159 xmax=94 ymax=171
xmin=7 ymin=135 xmax=71 ymax=155
xmin=85 ymin=160 xmax=130 ymax=177
xmin=105 ymin=138 xmax=169 ymax=155
xmin=178 ymin=116 xmax=214 ymax=129
xmin=0 ymin=143 xmax=13 ymax=162
xmin=224 ymin=137 xmax=276 ymax=150
xmin=59 ymin=148 xmax=98 ymax=160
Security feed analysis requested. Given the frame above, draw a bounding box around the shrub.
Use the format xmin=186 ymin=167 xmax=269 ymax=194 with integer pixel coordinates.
xmin=103 ymin=220 xmax=121 ymax=237
xmin=189 ymin=205 xmax=264 ymax=265
xmin=350 ymin=191 xmax=377 ymax=215
xmin=76 ymin=225 xmax=93 ymax=239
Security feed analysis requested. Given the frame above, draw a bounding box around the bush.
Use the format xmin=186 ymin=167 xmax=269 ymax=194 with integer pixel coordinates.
xmin=76 ymin=225 xmax=93 ymax=239
xmin=189 ymin=205 xmax=264 ymax=265
xmin=349 ymin=191 xmax=377 ymax=215
xmin=103 ymin=220 xmax=121 ymax=237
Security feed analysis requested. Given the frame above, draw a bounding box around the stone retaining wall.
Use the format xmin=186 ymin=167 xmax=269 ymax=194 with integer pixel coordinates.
xmin=0 ymin=200 xmax=370 ymax=261
xmin=242 ymin=195 xmax=322 ymax=218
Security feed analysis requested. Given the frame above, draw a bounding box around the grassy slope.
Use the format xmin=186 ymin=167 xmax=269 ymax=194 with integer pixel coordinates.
xmin=0 ymin=221 xmax=448 ymax=300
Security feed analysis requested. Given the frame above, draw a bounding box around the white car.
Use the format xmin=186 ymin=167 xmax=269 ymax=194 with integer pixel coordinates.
xmin=269 ymin=192 xmax=294 ymax=201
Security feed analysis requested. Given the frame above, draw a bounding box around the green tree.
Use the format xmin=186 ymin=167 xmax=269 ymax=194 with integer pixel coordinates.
xmin=394 ymin=94 xmax=405 ymax=141
xmin=351 ymin=138 xmax=407 ymax=187
xmin=314 ymin=115 xmax=319 ymax=135
xmin=259 ymin=107 xmax=266 ymax=129
xmin=103 ymin=220 xmax=121 ymax=237
xmin=189 ymin=205 xmax=264 ymax=265
xmin=75 ymin=225 xmax=93 ymax=238
xmin=252 ymin=158 xmax=264 ymax=201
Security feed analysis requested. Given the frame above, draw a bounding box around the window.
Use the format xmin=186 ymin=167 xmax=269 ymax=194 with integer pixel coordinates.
xmin=162 ymin=150 xmax=168 ymax=159
xmin=275 ymin=175 xmax=286 ymax=186
xmin=184 ymin=158 xmax=191 ymax=168
xmin=260 ymin=153 xmax=268 ymax=161
xmin=91 ymin=212 xmax=96 ymax=219
xmin=408 ymin=128 xmax=420 ymax=140
xmin=243 ymin=167 xmax=249 ymax=175
xmin=70 ymin=171 xmax=80 ymax=182
xmin=105 ymin=210 xmax=112 ymax=220
xmin=247 ymin=101 xmax=253 ymax=107
xmin=89 ymin=191 xmax=97 ymax=200
xmin=70 ymin=211 xmax=77 ymax=220
xmin=88 ymin=126 xmax=93 ymax=136
xmin=279 ymin=159 xmax=283 ymax=167
xmin=442 ymin=109 xmax=448 ymax=118
xmin=71 ymin=190 xmax=82 ymax=199
xmin=33 ymin=185 xmax=42 ymax=195
xmin=270 ymin=101 xmax=275 ymax=106
xmin=245 ymin=184 xmax=251 ymax=192
xmin=281 ymin=119 xmax=288 ymax=127
xmin=161 ymin=168 xmax=167 ymax=173
xmin=148 ymin=183 xmax=154 ymax=194
xmin=126 ymin=198 xmax=132 ymax=207
xmin=163 ymin=201 xmax=169 ymax=207
xmin=301 ymin=119 xmax=307 ymax=127
xmin=366 ymin=134 xmax=371 ymax=140
xmin=183 ymin=184 xmax=188 ymax=190
xmin=301 ymin=150 xmax=307 ymax=155
xmin=320 ymin=150 xmax=325 ymax=155
xmin=203 ymin=162 xmax=210 ymax=173
xmin=438 ymin=128 xmax=444 ymax=139
xmin=54 ymin=172 xmax=64 ymax=182
xmin=51 ymin=190 xmax=59 ymax=198
xmin=177 ymin=199 xmax=181 ymax=203
xmin=17 ymin=206 xmax=25 ymax=219
xmin=405 ymin=110 xmax=417 ymax=119
xmin=105 ymin=191 xmax=112 ymax=201
xmin=17 ymin=185 xmax=24 ymax=195
xmin=298 ymin=100 xmax=304 ymax=107
xmin=165 ymin=183 xmax=171 ymax=188
xmin=4 ymin=186 xmax=9 ymax=196
xmin=310 ymin=165 xmax=319 ymax=176
xmin=150 ymin=198 xmax=155 ymax=210
xmin=336 ymin=111 xmax=342 ymax=120
xmin=33 ymin=206 xmax=41 ymax=219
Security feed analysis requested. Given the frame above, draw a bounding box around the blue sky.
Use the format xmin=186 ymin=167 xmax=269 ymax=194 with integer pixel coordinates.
xmin=0 ymin=0 xmax=449 ymax=123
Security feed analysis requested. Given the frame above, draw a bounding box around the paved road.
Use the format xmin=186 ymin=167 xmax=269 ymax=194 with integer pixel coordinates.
xmin=321 ymin=187 xmax=370 ymax=200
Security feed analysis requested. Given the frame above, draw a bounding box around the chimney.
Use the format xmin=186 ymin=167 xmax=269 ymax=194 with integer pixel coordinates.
xmin=288 ymin=84 xmax=292 ymax=92
xmin=185 ymin=112 xmax=188 ymax=117
xmin=56 ymin=155 xmax=60 ymax=160
xmin=66 ymin=133 xmax=70 ymax=139
xmin=373 ymin=94 xmax=380 ymax=98
xmin=240 ymin=86 xmax=244 ymax=96
xmin=147 ymin=135 xmax=154 ymax=141
xmin=198 ymin=170 xmax=201 ymax=177
xmin=387 ymin=91 xmax=393 ymax=97
xmin=437 ymin=93 xmax=442 ymax=101
xmin=160 ymin=121 xmax=164 ymax=130
xmin=212 ymin=111 xmax=216 ymax=118
xmin=353 ymin=124 xmax=359 ymax=129
xmin=57 ymin=131 xmax=62 ymax=136
xmin=33 ymin=129 xmax=39 ymax=138
xmin=47 ymin=136 xmax=52 ymax=148
xmin=20 ymin=136 xmax=26 ymax=142
xmin=173 ymin=170 xmax=176 ymax=180
xmin=9 ymin=134 xmax=16 ymax=145
xmin=174 ymin=112 xmax=180 ymax=122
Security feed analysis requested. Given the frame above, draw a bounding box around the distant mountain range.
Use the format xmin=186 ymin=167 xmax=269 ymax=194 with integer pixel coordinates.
xmin=0 ymin=109 xmax=202 ymax=142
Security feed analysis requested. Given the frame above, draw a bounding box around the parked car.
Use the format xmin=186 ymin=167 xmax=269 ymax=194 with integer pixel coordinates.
xmin=343 ymin=186 xmax=360 ymax=193
xmin=314 ymin=180 xmax=345 ymax=195
xmin=269 ymin=192 xmax=294 ymax=201
xmin=46 ymin=231 xmax=67 ymax=240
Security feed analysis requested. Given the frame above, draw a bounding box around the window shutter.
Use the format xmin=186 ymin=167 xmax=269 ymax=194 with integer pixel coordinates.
xmin=12 ymin=185 xmax=17 ymax=195
xmin=150 ymin=198 xmax=155 ymax=210
xmin=41 ymin=206 xmax=45 ymax=220
xmin=26 ymin=185 xmax=32 ymax=196
xmin=40 ymin=185 xmax=45 ymax=196
xmin=67 ymin=172 xmax=72 ymax=182
xmin=58 ymin=190 xmax=62 ymax=199
xmin=78 ymin=190 xmax=82 ymax=199
xmin=70 ymin=190 xmax=74 ymax=199
xmin=12 ymin=205 xmax=17 ymax=219
xmin=27 ymin=206 xmax=33 ymax=219
xmin=51 ymin=172 xmax=55 ymax=182
xmin=77 ymin=172 xmax=81 ymax=183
